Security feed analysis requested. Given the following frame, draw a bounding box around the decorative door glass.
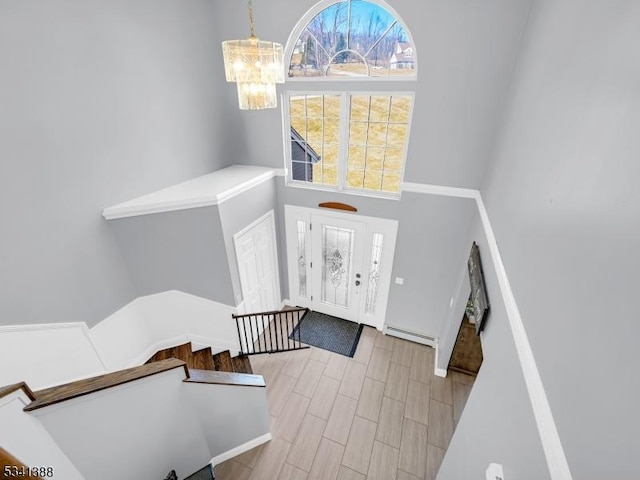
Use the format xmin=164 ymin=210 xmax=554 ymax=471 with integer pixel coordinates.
xmin=296 ymin=220 xmax=308 ymax=298
xmin=321 ymin=225 xmax=354 ymax=308
xmin=365 ymin=233 xmax=384 ymax=314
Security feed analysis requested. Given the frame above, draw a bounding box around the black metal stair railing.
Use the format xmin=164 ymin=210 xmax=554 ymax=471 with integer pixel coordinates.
xmin=232 ymin=307 xmax=310 ymax=355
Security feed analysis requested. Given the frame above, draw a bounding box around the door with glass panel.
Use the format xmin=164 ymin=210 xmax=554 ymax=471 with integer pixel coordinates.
xmin=309 ymin=215 xmax=366 ymax=321
xmin=285 ymin=206 xmax=398 ymax=329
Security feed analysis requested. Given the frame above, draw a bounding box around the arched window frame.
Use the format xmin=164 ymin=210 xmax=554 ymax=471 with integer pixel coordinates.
xmin=284 ymin=0 xmax=419 ymax=82
xmin=282 ymin=0 xmax=417 ymax=199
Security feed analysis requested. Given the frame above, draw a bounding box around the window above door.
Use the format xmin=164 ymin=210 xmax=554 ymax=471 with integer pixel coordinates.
xmin=283 ymin=0 xmax=416 ymax=198
xmin=286 ymin=0 xmax=417 ymax=79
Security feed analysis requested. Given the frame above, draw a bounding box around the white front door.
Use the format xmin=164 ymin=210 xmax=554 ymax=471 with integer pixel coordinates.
xmin=285 ymin=205 xmax=398 ymax=330
xmin=234 ymin=211 xmax=281 ymax=314
xmin=311 ymin=215 xmax=366 ymax=321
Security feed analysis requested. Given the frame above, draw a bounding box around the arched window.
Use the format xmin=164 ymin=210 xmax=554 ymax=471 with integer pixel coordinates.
xmin=283 ymin=0 xmax=416 ymax=197
xmin=287 ymin=0 xmax=416 ymax=78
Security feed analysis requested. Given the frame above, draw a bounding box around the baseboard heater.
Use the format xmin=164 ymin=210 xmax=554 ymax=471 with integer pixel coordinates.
xmin=384 ymin=325 xmax=437 ymax=347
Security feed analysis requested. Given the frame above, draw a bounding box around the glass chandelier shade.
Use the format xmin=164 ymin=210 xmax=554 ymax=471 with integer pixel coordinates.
xmin=221 ymin=2 xmax=284 ymax=110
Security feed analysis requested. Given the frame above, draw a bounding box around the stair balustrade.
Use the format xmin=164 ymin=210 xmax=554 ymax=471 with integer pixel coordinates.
xmin=233 ymin=307 xmax=310 ymax=355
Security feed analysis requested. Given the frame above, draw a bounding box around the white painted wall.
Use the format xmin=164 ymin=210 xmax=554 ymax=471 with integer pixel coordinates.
xmin=185 ymin=382 xmax=270 ymax=461
xmin=475 ymin=0 xmax=640 ymax=477
xmin=0 ymin=324 xmax=106 ymax=390
xmin=89 ymin=290 xmax=241 ymax=369
xmin=0 ymin=391 xmax=84 ymax=480
xmin=136 ymin=290 xmax=240 ymax=357
xmin=0 ymin=0 xmax=235 ymax=329
xmin=32 ymin=368 xmax=211 ymax=480
xmin=86 ymin=299 xmax=151 ymax=371
xmin=1 ymin=290 xmax=240 ymax=389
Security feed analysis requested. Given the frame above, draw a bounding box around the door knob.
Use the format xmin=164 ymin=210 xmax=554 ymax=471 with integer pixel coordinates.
xmin=355 ymin=280 xmax=361 ymax=286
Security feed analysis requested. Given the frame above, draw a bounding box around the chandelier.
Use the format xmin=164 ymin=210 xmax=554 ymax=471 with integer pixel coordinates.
xmin=221 ymin=1 xmax=284 ymax=110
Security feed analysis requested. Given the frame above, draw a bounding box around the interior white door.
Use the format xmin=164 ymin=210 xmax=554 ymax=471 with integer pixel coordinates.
xmin=234 ymin=211 xmax=280 ymax=314
xmin=310 ymin=215 xmax=366 ymax=321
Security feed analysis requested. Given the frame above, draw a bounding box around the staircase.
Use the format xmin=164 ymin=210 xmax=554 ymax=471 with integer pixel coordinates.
xmin=145 ymin=342 xmax=253 ymax=374
xmin=4 ymin=356 xmax=269 ymax=479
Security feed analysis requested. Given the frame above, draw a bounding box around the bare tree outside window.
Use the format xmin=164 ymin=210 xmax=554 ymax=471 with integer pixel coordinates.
xmin=288 ymin=0 xmax=415 ymax=78
xmin=284 ymin=1 xmax=416 ymax=196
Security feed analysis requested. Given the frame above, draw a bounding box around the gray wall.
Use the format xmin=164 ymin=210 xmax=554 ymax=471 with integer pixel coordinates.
xmin=213 ymin=0 xmax=531 ymax=188
xmin=109 ymin=207 xmax=235 ymax=306
xmin=218 ymin=178 xmax=279 ymax=305
xmin=476 ymin=0 xmax=640 ymax=477
xmin=276 ymin=181 xmax=476 ymax=338
xmin=438 ymin=217 xmax=550 ymax=480
xmin=0 ymin=0 xmax=235 ymax=327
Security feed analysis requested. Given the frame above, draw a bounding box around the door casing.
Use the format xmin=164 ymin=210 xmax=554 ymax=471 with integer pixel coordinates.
xmin=284 ymin=205 xmax=398 ymax=330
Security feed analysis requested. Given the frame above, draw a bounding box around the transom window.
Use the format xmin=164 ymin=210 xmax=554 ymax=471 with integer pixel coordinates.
xmin=288 ymin=0 xmax=416 ymax=78
xmin=284 ymin=0 xmax=416 ymax=197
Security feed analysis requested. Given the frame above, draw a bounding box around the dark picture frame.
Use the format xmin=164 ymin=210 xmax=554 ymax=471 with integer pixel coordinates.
xmin=467 ymin=242 xmax=490 ymax=334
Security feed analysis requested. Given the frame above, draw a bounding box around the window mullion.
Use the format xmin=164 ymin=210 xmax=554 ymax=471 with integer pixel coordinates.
xmin=337 ymin=92 xmax=350 ymax=192
xmin=282 ymin=92 xmax=290 ymax=181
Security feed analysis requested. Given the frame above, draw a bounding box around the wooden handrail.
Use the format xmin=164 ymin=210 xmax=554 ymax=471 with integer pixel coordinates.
xmin=184 ymin=369 xmax=266 ymax=388
xmin=24 ymin=358 xmax=188 ymax=412
xmin=0 ymin=382 xmax=36 ymax=402
xmin=1 ymin=447 xmax=41 ymax=479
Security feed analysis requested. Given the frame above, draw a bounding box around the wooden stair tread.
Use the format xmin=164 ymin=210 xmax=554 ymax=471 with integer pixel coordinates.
xmin=192 ymin=347 xmax=215 ymax=371
xmin=212 ymin=350 xmax=234 ymax=373
xmin=231 ymin=355 xmax=253 ymax=374
xmin=145 ymin=341 xmax=193 ymax=366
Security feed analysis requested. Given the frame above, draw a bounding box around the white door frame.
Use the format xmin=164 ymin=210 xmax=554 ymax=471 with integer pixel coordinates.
xmin=233 ymin=210 xmax=281 ymax=315
xmin=284 ymin=205 xmax=398 ymax=330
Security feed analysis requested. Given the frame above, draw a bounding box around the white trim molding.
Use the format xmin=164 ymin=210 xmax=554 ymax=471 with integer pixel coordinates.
xmin=475 ymin=194 xmax=572 ymax=480
xmin=433 ymin=342 xmax=448 ymax=378
xmin=401 ymin=182 xmax=478 ymax=199
xmin=211 ymin=433 xmax=272 ymax=467
xmin=102 ymin=165 xmax=276 ymax=220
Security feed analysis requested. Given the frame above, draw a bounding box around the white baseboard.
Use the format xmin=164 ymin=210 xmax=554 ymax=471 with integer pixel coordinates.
xmin=434 ymin=367 xmax=448 ymax=378
xmin=383 ymin=324 xmax=437 ymax=347
xmin=434 ymin=342 xmax=448 ymax=377
xmin=210 ymin=433 xmax=272 ymax=467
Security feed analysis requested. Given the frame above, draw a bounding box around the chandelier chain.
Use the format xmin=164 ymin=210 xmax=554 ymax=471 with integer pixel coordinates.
xmin=248 ymin=0 xmax=256 ymax=38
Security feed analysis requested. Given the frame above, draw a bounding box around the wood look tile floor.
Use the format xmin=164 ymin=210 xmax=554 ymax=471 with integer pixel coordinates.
xmin=214 ymin=327 xmax=475 ymax=480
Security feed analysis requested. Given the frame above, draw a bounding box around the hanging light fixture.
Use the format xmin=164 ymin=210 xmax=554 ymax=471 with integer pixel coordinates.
xmin=221 ymin=0 xmax=284 ymax=110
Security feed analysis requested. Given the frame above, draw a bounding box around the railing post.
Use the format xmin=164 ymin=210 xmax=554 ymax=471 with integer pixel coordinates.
xmin=236 ymin=317 xmax=243 ymax=354
xmin=243 ymin=317 xmax=249 ymax=354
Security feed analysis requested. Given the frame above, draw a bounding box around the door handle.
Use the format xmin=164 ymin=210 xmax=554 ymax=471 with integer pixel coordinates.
xmin=355 ymin=280 xmax=361 ymax=286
